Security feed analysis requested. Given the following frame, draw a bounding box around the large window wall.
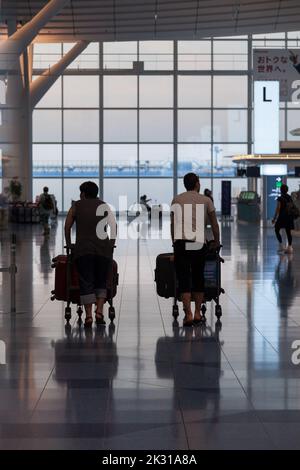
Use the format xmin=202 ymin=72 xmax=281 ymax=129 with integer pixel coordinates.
xmin=32 ymin=33 xmax=300 ymax=212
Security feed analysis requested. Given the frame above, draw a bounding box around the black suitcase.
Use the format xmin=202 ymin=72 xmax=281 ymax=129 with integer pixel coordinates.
xmin=154 ymin=253 xmax=175 ymax=298
xmin=154 ymin=245 xmax=224 ymax=320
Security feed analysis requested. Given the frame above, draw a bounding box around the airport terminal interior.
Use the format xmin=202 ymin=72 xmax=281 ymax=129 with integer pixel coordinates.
xmin=1 ymin=0 xmax=300 ymax=450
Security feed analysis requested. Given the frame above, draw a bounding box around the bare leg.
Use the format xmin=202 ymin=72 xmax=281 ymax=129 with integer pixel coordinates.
xmin=193 ymin=292 xmax=204 ymax=321
xmin=83 ymin=303 xmax=93 ymax=326
xmin=95 ymin=297 xmax=105 ymax=316
xmin=95 ymin=297 xmax=106 ymax=324
xmin=181 ymin=293 xmax=193 ymax=324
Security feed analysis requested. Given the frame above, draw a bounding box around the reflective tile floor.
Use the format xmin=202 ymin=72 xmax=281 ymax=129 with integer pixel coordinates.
xmin=1 ymin=218 xmax=300 ymax=450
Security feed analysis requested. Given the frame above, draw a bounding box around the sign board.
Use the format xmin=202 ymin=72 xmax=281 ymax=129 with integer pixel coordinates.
xmin=253 ymin=49 xmax=300 ymax=101
xmin=254 ymin=81 xmax=279 ymax=154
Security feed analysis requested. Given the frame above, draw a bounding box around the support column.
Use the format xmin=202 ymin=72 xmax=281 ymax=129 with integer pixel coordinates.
xmin=0 ymin=0 xmax=69 ymax=64
xmin=0 ymin=0 xmax=70 ymax=200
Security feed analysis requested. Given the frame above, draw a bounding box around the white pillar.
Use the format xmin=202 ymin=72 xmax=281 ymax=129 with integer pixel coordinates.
xmin=0 ymin=0 xmax=69 ymax=65
xmin=0 ymin=0 xmax=69 ymax=200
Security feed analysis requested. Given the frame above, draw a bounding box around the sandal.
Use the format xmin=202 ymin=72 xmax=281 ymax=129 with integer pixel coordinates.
xmin=95 ymin=312 xmax=106 ymax=325
xmin=84 ymin=316 xmax=93 ymax=328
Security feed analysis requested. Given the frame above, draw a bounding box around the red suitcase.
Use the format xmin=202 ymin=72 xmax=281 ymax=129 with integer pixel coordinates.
xmin=51 ymin=251 xmax=118 ymax=324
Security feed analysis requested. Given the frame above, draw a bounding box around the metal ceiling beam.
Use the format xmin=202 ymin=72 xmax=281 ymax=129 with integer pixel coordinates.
xmin=30 ymin=39 xmax=89 ymax=108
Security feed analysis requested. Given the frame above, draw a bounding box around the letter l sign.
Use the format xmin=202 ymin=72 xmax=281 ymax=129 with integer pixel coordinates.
xmin=263 ymin=86 xmax=272 ymax=102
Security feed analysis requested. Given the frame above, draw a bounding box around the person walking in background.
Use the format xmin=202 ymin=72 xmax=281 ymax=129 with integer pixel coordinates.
xmin=171 ymin=173 xmax=220 ymax=326
xmin=204 ymin=188 xmax=214 ymax=203
xmin=64 ymin=181 xmax=117 ymax=327
xmin=38 ymin=186 xmax=54 ymax=236
xmin=272 ymin=184 xmax=294 ymax=254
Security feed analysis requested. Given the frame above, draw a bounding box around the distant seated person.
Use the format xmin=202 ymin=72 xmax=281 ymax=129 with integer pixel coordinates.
xmin=38 ymin=186 xmax=54 ymax=236
xmin=140 ymin=194 xmax=151 ymax=213
xmin=204 ymin=188 xmax=214 ymax=203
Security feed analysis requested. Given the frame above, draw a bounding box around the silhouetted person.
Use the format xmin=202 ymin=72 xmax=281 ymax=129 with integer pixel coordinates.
xmin=64 ymin=181 xmax=117 ymax=327
xmin=272 ymin=184 xmax=294 ymax=254
xmin=38 ymin=186 xmax=54 ymax=236
xmin=171 ymin=173 xmax=220 ymax=326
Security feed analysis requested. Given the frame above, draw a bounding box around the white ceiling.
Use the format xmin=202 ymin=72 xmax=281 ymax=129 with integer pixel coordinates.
xmin=1 ymin=0 xmax=300 ymax=42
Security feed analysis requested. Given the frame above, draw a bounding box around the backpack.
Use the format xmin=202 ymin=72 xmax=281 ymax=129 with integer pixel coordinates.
xmin=42 ymin=194 xmax=54 ymax=211
xmin=286 ymin=199 xmax=300 ymax=220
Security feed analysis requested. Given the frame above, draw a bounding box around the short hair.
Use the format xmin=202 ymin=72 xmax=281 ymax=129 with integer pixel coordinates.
xmin=43 ymin=186 xmax=49 ymax=193
xmin=79 ymin=181 xmax=99 ymax=199
xmin=183 ymin=172 xmax=199 ymax=191
xmin=281 ymin=183 xmax=288 ymax=194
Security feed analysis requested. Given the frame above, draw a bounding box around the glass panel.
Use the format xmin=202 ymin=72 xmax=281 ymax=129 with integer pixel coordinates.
xmin=253 ymin=33 xmax=285 ymax=39
xmin=104 ymin=76 xmax=137 ymax=108
xmin=212 ymin=144 xmax=247 ymax=177
xmin=33 ymin=43 xmax=61 ymax=69
xmin=213 ymin=76 xmax=247 ymax=108
xmin=33 ymin=178 xmax=62 ymax=212
xmin=63 ymin=43 xmax=99 ymax=69
xmin=287 ymin=110 xmax=300 ymax=140
xmin=288 ymin=31 xmax=300 ymax=39
xmin=33 ymin=110 xmax=62 ymax=142
xmin=252 ymin=40 xmax=285 ymax=49
xmin=139 ymin=41 xmax=173 ymax=70
xmin=178 ymin=110 xmax=211 ymax=142
xmin=213 ymin=40 xmax=248 ymax=70
xmin=178 ymin=41 xmax=211 ymax=70
xmin=178 ymin=76 xmax=211 ymax=108
xmin=213 ymin=110 xmax=247 ymax=142
xmin=103 ymin=42 xmax=138 ymax=69
xmin=104 ymin=144 xmax=137 ymax=177
xmin=33 ymin=144 xmax=62 ymax=177
xmin=63 ymin=144 xmax=99 ymax=177
xmin=139 ymin=110 xmax=173 ymax=142
xmin=104 ymin=110 xmax=137 ymax=142
xmin=139 ymin=76 xmax=173 ymax=108
xmin=140 ymin=178 xmax=173 ymax=206
xmin=35 ymin=77 xmax=62 ymax=109
xmin=63 ymin=76 xmax=99 ymax=108
xmin=139 ymin=144 xmax=173 ymax=177
xmin=64 ymin=110 xmax=99 ymax=142
xmin=178 ymin=144 xmax=211 ymax=177
xmin=104 ymin=178 xmax=137 ymax=209
xmin=63 ymin=178 xmax=99 ymax=211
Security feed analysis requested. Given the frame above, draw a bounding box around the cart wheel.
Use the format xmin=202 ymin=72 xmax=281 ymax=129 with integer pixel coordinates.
xmin=172 ymin=305 xmax=179 ymax=318
xmin=109 ymin=306 xmax=116 ymax=322
xmin=215 ymin=305 xmax=222 ymax=319
xmin=64 ymin=306 xmax=71 ymax=323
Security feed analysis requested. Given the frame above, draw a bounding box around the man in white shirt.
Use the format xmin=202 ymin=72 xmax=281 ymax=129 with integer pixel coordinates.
xmin=171 ymin=173 xmax=220 ymax=326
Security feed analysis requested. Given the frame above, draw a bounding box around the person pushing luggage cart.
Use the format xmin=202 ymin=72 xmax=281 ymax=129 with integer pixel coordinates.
xmin=64 ymin=181 xmax=117 ymax=328
xmin=170 ymin=173 xmax=220 ymax=327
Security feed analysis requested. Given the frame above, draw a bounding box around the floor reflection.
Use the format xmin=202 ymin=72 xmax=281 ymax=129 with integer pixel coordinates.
xmin=0 ymin=219 xmax=300 ymax=448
